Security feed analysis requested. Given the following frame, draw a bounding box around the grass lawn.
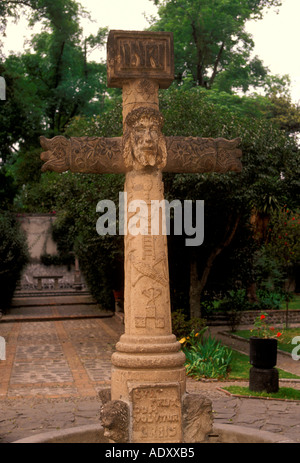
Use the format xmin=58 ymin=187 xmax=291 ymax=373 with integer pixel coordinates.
xmin=228 ymin=350 xmax=300 ymax=380
xmin=234 ymin=327 xmax=300 ymax=355
xmin=281 ymin=295 xmax=300 ymax=311
xmin=223 ymin=385 xmax=300 ymax=401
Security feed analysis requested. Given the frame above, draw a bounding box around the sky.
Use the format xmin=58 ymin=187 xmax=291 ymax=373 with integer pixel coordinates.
xmin=2 ymin=0 xmax=300 ymax=103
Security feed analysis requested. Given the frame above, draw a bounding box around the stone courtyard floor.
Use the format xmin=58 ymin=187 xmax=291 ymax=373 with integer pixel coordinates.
xmin=0 ymin=294 xmax=299 ymax=443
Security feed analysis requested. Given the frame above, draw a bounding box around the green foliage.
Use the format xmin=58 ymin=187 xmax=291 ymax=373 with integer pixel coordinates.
xmin=181 ymin=331 xmax=233 ymax=380
xmin=149 ymin=0 xmax=282 ymax=92
xmin=159 ymin=87 xmax=298 ymax=306
xmin=264 ymin=207 xmax=300 ymax=321
xmin=171 ymin=310 xmax=206 ymax=340
xmin=0 ymin=0 xmax=109 ymax=170
xmin=40 ymin=253 xmax=73 ymax=268
xmin=256 ymin=289 xmax=284 ymax=311
xmin=266 ymin=206 xmax=300 ymax=270
xmin=217 ymin=289 xmax=251 ymax=331
xmin=218 ymin=289 xmax=251 ymax=312
xmin=224 ymin=385 xmax=300 ymax=400
xmin=20 ymin=87 xmax=297 ymax=312
xmin=0 ymin=167 xmax=18 ymax=209
xmin=224 ymin=348 xmax=298 ymax=380
xmin=253 ymin=246 xmax=285 ymax=292
xmin=0 ymin=212 xmax=29 ymax=311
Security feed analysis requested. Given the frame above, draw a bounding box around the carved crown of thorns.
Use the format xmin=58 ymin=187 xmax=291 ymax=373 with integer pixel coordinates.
xmin=125 ymin=106 xmax=164 ymax=129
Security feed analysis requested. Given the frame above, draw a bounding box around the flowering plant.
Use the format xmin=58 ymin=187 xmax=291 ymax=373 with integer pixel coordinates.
xmin=251 ymin=312 xmax=284 ymax=341
xmin=178 ymin=328 xmax=206 ymax=348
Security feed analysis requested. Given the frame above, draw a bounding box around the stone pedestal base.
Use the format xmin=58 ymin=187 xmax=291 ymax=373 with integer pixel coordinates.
xmin=99 ymin=387 xmax=213 ymax=444
xmin=99 ymin=333 xmax=213 ymax=443
xmin=249 ymin=366 xmax=279 ymax=393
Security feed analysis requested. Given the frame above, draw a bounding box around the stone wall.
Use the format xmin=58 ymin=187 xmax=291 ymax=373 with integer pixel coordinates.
xmin=17 ymin=213 xmax=58 ymax=261
xmin=15 ymin=214 xmax=86 ymax=292
xmin=239 ymin=309 xmax=300 ymax=325
xmin=208 ymin=309 xmax=300 ymax=326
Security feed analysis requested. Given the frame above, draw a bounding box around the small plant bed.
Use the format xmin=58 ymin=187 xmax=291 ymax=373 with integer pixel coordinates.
xmin=181 ymin=330 xmax=233 ymax=380
xmin=226 ymin=350 xmax=299 ymax=380
xmin=180 ymin=331 xmax=300 ymax=381
xmin=222 ymin=385 xmax=300 ymax=401
xmin=234 ymin=328 xmax=300 ymax=355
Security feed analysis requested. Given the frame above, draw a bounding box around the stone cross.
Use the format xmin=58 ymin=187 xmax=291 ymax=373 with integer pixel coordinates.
xmin=40 ymin=31 xmax=242 ymax=443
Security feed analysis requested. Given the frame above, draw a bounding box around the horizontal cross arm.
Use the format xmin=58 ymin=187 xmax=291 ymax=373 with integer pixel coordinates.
xmin=40 ymin=135 xmax=242 ymax=174
xmin=40 ymin=135 xmax=124 ymax=174
xmin=163 ymin=136 xmax=242 ymax=173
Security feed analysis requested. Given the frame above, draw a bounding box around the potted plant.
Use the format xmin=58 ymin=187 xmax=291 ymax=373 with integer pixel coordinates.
xmin=250 ymin=313 xmax=283 ymax=369
xmin=249 ymin=313 xmax=284 ymax=393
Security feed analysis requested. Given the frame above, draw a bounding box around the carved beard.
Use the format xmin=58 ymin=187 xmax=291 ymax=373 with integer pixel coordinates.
xmin=132 ymin=143 xmax=158 ymax=168
xmin=123 ymin=132 xmax=167 ymax=170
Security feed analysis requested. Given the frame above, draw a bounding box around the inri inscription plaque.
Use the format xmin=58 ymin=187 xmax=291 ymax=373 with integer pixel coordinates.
xmin=130 ymin=383 xmax=182 ymax=443
xmin=107 ymin=30 xmax=174 ymax=89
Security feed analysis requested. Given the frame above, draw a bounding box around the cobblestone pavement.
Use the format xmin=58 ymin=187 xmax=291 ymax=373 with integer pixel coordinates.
xmin=0 ymin=298 xmax=299 ymax=443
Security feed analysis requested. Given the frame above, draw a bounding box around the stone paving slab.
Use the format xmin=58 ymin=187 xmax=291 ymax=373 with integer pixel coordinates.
xmin=0 ymin=300 xmax=300 ymax=443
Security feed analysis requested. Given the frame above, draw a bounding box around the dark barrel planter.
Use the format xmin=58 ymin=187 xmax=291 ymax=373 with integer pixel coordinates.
xmin=249 ymin=337 xmax=278 ymax=369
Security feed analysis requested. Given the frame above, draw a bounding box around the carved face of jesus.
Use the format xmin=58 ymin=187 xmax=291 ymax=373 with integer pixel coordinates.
xmin=131 ymin=116 xmax=160 ymax=168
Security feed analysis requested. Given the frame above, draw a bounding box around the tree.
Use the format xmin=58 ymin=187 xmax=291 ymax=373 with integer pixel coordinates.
xmin=0 ymin=212 xmax=29 ymax=312
xmin=149 ymin=0 xmax=282 ymax=92
xmin=265 ymin=207 xmax=300 ymax=326
xmin=0 ymin=0 xmax=87 ymax=36
xmin=0 ymin=0 xmax=108 ymax=187
xmin=20 ymin=89 xmax=298 ymax=317
xmin=159 ymin=87 xmax=297 ymax=317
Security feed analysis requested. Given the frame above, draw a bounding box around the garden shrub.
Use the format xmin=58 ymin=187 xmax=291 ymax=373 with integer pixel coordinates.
xmin=0 ymin=212 xmax=29 ymax=312
xmin=218 ymin=289 xmax=252 ymax=331
xmin=181 ymin=331 xmax=233 ymax=380
xmin=171 ymin=310 xmax=206 ymax=340
xmin=256 ymin=289 xmax=284 ymax=311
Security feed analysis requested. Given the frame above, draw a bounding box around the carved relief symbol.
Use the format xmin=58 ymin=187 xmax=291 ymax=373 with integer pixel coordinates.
xmin=135 ymin=287 xmax=165 ymax=329
xmin=131 ymin=252 xmax=168 ymax=288
xmin=143 ymin=288 xmax=162 ymax=316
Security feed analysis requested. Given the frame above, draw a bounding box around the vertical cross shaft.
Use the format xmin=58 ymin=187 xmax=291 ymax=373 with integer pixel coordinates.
xmin=107 ymin=31 xmax=186 ymax=443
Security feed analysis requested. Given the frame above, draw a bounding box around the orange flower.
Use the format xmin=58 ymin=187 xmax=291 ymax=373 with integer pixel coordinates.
xmin=260 ymin=315 xmax=265 ymax=320
xmin=276 ymin=332 xmax=282 ymax=338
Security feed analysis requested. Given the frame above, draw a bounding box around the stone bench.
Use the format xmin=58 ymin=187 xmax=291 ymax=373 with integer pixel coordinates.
xmin=33 ymin=275 xmax=63 ymax=290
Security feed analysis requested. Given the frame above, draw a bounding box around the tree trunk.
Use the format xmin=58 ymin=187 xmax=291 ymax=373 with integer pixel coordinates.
xmin=189 ymin=259 xmax=202 ymax=318
xmin=209 ymin=42 xmax=225 ymax=88
xmin=189 ymin=215 xmax=240 ymax=318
